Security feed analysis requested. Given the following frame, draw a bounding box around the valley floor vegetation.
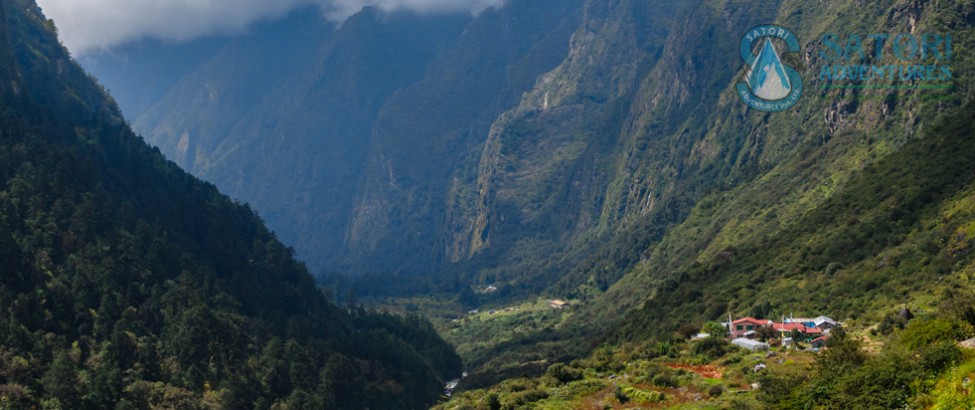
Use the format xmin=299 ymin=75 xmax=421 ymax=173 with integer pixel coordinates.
xmin=435 ymin=290 xmax=975 ymax=409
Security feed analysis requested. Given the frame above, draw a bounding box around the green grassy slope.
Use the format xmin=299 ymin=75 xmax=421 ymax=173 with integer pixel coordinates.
xmin=620 ymin=99 xmax=975 ymax=340
xmin=591 ymin=0 xmax=975 ymax=341
xmin=432 ymin=0 xmax=975 ymax=393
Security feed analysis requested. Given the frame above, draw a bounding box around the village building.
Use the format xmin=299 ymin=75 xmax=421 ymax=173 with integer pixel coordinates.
xmin=811 ymin=336 xmax=829 ymax=349
xmin=785 ymin=315 xmax=839 ymax=331
xmin=732 ymin=338 xmax=770 ymax=352
xmin=720 ymin=313 xmax=841 ymax=349
xmin=728 ymin=317 xmax=772 ymax=338
xmin=549 ymin=299 xmax=568 ymax=309
xmin=772 ymin=322 xmax=823 ymax=341
xmin=814 ymin=316 xmax=839 ymax=330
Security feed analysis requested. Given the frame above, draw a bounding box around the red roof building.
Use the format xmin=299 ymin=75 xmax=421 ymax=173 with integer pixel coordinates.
xmin=811 ymin=336 xmax=829 ymax=349
xmin=730 ymin=317 xmax=772 ymax=338
xmin=772 ymin=322 xmax=823 ymax=340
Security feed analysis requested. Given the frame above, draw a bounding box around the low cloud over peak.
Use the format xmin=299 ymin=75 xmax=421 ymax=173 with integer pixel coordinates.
xmin=324 ymin=0 xmax=501 ymax=20
xmin=37 ymin=0 xmax=504 ymax=55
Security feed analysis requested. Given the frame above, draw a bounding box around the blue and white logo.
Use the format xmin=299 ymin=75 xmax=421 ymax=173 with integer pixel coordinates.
xmin=737 ymin=25 xmax=803 ymax=112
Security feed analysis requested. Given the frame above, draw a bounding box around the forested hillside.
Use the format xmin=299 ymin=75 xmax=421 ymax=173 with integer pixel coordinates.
xmin=81 ymin=0 xmax=975 ymax=406
xmin=0 ymin=1 xmax=459 ymax=408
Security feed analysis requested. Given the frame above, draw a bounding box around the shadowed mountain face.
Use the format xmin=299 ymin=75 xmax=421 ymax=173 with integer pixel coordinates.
xmin=134 ymin=8 xmax=471 ymax=278
xmin=77 ymin=35 xmax=231 ymax=120
xmin=87 ymin=0 xmax=975 ymax=344
xmin=86 ymin=0 xmax=588 ymax=280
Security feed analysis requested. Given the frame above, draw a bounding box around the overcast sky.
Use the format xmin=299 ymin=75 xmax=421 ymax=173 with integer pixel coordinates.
xmin=36 ymin=0 xmax=503 ymax=55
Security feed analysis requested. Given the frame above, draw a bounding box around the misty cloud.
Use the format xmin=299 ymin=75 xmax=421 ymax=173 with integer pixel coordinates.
xmin=324 ymin=0 xmax=502 ymax=21
xmin=37 ymin=0 xmax=503 ymax=55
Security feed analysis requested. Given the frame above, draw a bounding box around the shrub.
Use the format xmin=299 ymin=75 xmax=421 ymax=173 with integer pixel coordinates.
xmin=899 ymin=318 xmax=971 ymax=350
xmin=652 ymin=373 xmax=678 ymax=388
xmin=562 ymin=380 xmax=606 ymax=398
xmin=630 ymin=364 xmax=665 ymax=384
xmin=875 ymin=313 xmax=909 ymax=336
xmin=720 ymin=355 xmax=742 ymax=365
xmin=693 ymin=337 xmax=728 ymax=360
xmin=708 ymin=384 xmax=724 ymax=398
xmin=677 ymin=323 xmax=700 ymax=339
xmin=919 ymin=342 xmax=961 ymax=373
xmin=756 ymin=373 xmax=808 ymax=409
xmin=546 ymin=363 xmax=582 ymax=384
xmin=499 ymin=378 xmax=536 ymax=393
xmin=656 ymin=342 xmax=673 ymax=357
xmin=614 ymin=385 xmax=629 ymax=404
xmin=702 ymin=322 xmax=728 ymax=337
xmin=504 ymin=390 xmax=548 ymax=407
xmin=928 ymin=363 xmax=975 ymax=410
xmin=831 ymin=353 xmax=916 ymax=409
xmin=622 ymin=386 xmax=666 ymax=404
xmin=486 ymin=393 xmax=501 ymax=410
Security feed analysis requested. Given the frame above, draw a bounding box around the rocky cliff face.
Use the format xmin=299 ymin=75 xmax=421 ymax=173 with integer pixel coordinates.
xmin=94 ymin=1 xmax=585 ymax=279
xmin=87 ymin=0 xmax=975 ymax=319
xmin=438 ymin=0 xmax=975 ymax=379
xmin=580 ymin=0 xmax=975 ymax=337
xmin=344 ymin=0 xmax=586 ymax=275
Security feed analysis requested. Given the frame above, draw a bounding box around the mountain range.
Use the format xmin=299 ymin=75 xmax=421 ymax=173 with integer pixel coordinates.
xmin=86 ymin=0 xmax=588 ymax=283
xmin=65 ymin=0 xmax=975 ymax=405
xmin=85 ymin=0 xmax=974 ymax=305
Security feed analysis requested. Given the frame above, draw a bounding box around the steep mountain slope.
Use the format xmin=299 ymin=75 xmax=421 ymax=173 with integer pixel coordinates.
xmin=432 ymin=0 xmax=788 ymax=383
xmin=581 ymin=0 xmax=975 ymax=339
xmin=435 ymin=0 xmax=975 ymax=402
xmin=0 ymin=1 xmax=459 ymax=408
xmin=456 ymin=0 xmax=690 ymax=291
xmin=80 ymin=36 xmax=230 ymax=120
xmin=91 ymin=0 xmax=587 ymax=279
xmin=83 ymin=0 xmax=975 ymax=295
xmin=394 ymin=0 xmax=973 ymax=389
xmin=346 ymin=0 xmax=586 ymax=278
xmin=128 ymin=7 xmax=474 ymax=277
